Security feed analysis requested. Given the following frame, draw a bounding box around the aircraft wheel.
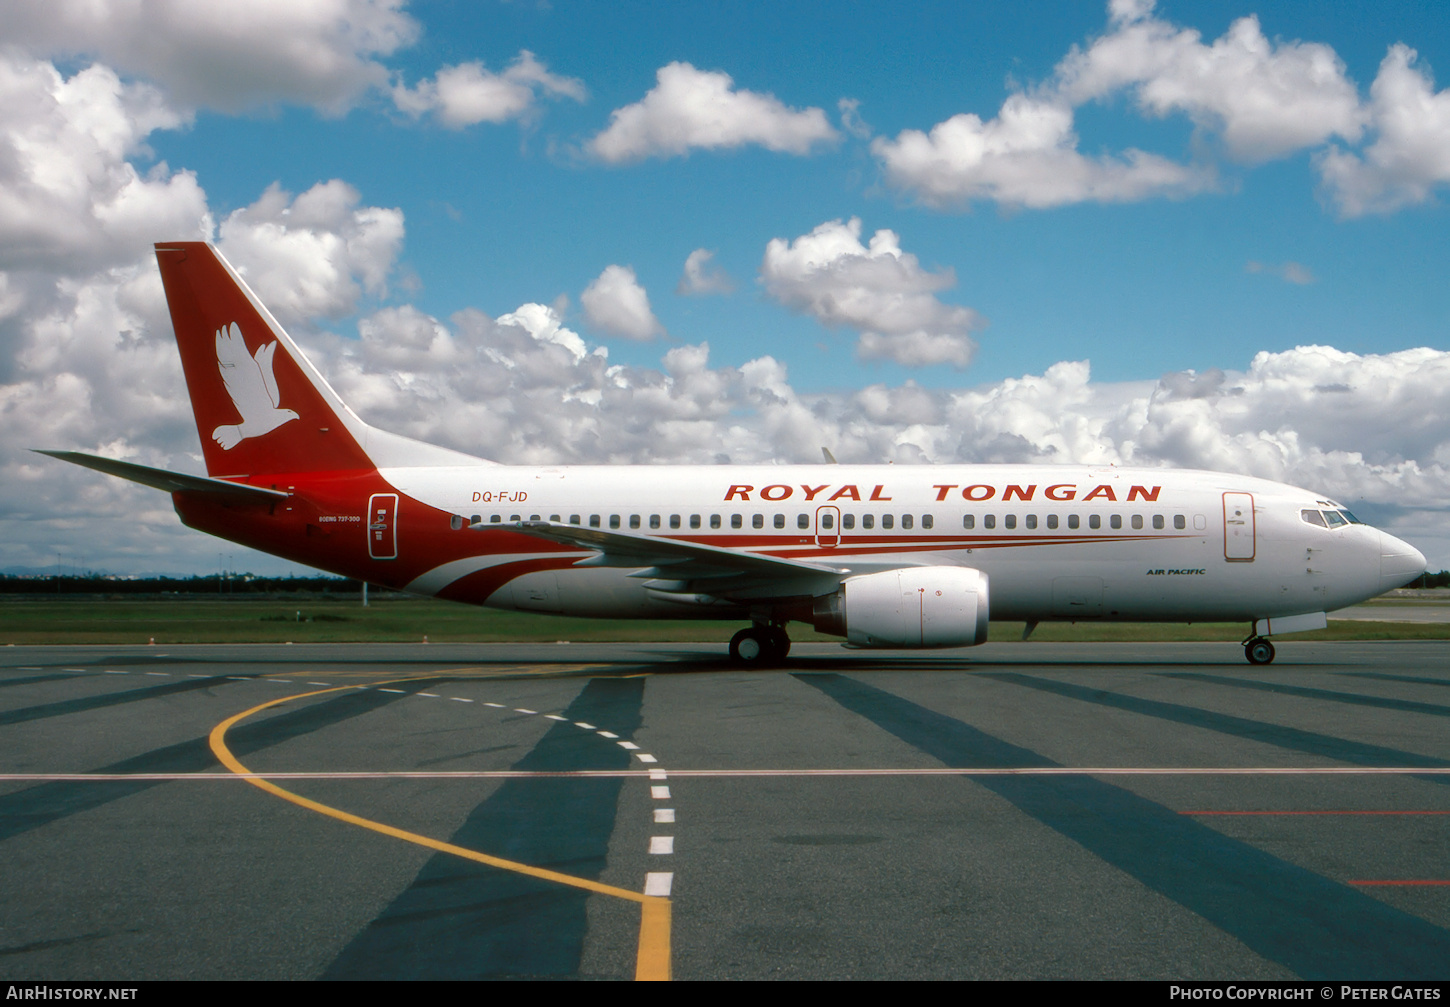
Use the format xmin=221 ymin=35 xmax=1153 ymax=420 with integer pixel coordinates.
xmin=730 ymin=627 xmax=769 ymax=664
xmin=1244 ymin=638 xmax=1276 ymax=665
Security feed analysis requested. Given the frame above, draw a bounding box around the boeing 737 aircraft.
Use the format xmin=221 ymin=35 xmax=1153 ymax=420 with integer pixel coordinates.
xmin=39 ymin=243 xmax=1427 ymax=665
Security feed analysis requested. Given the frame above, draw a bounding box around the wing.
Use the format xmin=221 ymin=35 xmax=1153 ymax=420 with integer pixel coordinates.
xmin=253 ymin=340 xmax=282 ymax=409
xmin=499 ymin=519 xmax=851 ymax=602
xmin=214 ymin=323 xmax=270 ymax=422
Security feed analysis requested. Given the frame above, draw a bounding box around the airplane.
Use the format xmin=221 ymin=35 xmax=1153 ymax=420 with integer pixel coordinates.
xmin=38 ymin=242 xmax=1428 ymax=666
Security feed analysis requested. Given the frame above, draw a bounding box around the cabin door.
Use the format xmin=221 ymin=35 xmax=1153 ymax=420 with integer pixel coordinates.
xmin=368 ymin=493 xmax=399 ymax=560
xmin=1223 ymin=492 xmax=1256 ymax=562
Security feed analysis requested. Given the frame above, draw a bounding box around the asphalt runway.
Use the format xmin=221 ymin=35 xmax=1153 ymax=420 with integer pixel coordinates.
xmin=2 ymin=639 xmax=1448 ymax=980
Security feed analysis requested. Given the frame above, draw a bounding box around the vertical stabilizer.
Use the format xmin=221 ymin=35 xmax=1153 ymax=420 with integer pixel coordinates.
xmin=155 ymin=242 xmax=374 ymax=477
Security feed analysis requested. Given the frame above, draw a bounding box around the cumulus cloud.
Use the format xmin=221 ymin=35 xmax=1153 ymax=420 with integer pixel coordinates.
xmin=588 ymin=62 xmax=839 ymax=163
xmin=2 ymin=0 xmax=419 ymax=113
xmin=392 ymin=51 xmax=585 ymax=128
xmin=1317 ymin=45 xmax=1450 ymax=216
xmin=581 ymin=265 xmax=665 ymax=340
xmin=760 ymin=218 xmax=983 ymax=368
xmin=1056 ymin=3 xmax=1365 ymax=162
xmin=676 ymin=249 xmax=734 ymax=296
xmin=0 ymin=55 xmax=207 ymax=273
xmin=872 ymin=0 xmax=1385 ymax=210
xmin=215 ymin=180 xmax=404 ymax=322
xmin=872 ymin=93 xmax=1213 ymax=209
xmin=1246 ymin=260 xmax=1315 ymax=284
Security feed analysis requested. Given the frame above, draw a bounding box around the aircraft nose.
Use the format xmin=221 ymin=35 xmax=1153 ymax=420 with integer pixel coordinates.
xmin=1380 ymin=530 xmax=1427 ymax=591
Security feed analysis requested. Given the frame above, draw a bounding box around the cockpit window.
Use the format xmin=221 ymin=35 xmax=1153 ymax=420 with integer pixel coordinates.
xmin=1323 ymin=510 xmax=1347 ymax=528
xmin=1301 ymin=509 xmax=1328 ymax=528
xmin=1338 ymin=509 xmax=1362 ymax=524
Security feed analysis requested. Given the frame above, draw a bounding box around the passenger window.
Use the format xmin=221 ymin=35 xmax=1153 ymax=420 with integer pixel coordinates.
xmin=609 ymin=515 xmax=620 ymax=529
xmin=863 ymin=514 xmax=875 ymax=530
xmin=731 ymin=514 xmax=743 ymax=529
xmin=472 ymin=514 xmax=484 ymax=525
xmin=984 ymin=515 xmax=996 ymax=529
xmin=670 ymin=515 xmax=681 ymax=529
xmin=798 ymin=514 xmax=809 ymax=529
xmin=963 ymin=515 xmax=975 ymax=529
xmin=530 ymin=514 xmax=541 ymax=521
xmin=510 ymin=514 xmax=521 ymax=522
xmin=488 ymin=514 xmax=499 ymax=524
xmin=1110 ymin=515 xmax=1121 ymax=530
xmin=589 ymin=515 xmax=600 ymax=528
xmin=569 ymin=514 xmax=580 ymax=525
xmin=774 ymin=514 xmax=785 ymax=529
xmin=902 ymin=514 xmax=914 ymax=530
xmin=1152 ymin=514 xmax=1164 ymax=530
xmin=629 ymin=514 xmax=641 ymax=529
xmin=843 ymin=514 xmax=855 ymax=530
xmin=1301 ymin=509 xmax=1328 ymax=528
xmin=1004 ymin=515 xmax=1016 ymax=530
xmin=1068 ymin=514 xmax=1079 ymax=530
xmin=690 ymin=515 xmax=701 ymax=529
xmin=752 ymin=514 xmax=764 ymax=529
xmin=549 ymin=514 xmax=560 ymax=522
xmin=883 ymin=514 xmax=894 ymax=530
xmin=922 ymin=515 xmax=933 ymax=530
xmin=1131 ymin=515 xmax=1143 ymax=530
xmin=1174 ymin=514 xmax=1186 ymax=530
xmin=710 ymin=514 xmax=721 ymax=529
xmin=1025 ymin=514 xmax=1037 ymax=530
xmin=822 ymin=513 xmax=834 ymax=529
xmin=649 ymin=515 xmax=661 ymax=529
xmin=1047 ymin=514 xmax=1058 ymax=530
xmin=1089 ymin=514 xmax=1100 ymax=530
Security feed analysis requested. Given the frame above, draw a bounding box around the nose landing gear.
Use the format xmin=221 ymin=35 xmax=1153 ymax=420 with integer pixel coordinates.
xmin=1243 ymin=636 xmax=1276 ymax=665
xmin=729 ymin=624 xmax=791 ymax=665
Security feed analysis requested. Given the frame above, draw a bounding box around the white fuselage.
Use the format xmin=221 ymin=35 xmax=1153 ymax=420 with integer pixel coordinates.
xmin=381 ymin=463 xmax=1423 ymax=624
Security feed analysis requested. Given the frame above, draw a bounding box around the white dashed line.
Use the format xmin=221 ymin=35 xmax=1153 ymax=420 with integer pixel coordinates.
xmin=271 ymin=679 xmax=293 ymax=683
xmin=644 ymin=873 xmax=673 ymax=897
xmin=544 ymin=714 xmax=568 ymax=721
xmin=64 ymin=668 xmax=88 ymax=672
xmin=618 ymin=741 xmax=639 ymax=750
xmin=597 ymin=731 xmax=618 ymax=739
xmin=636 ymin=754 xmax=658 ymax=763
xmin=379 ymin=688 xmax=406 ymax=694
xmin=483 ymin=702 xmax=505 ymax=708
xmin=574 ymin=722 xmax=596 ymax=730
xmin=514 ymin=708 xmax=537 ymax=714
xmin=188 ymin=674 xmax=210 ymax=678
xmin=105 ymin=670 xmax=128 ymax=675
xmin=417 ymin=693 xmax=440 ymax=698
xmin=145 ymin=672 xmax=170 ymax=676
xmin=307 ymin=682 xmax=331 ymax=686
xmin=654 ymin=809 xmax=675 ymax=823
xmin=649 ymin=836 xmax=674 ymax=855
xmin=450 ymin=697 xmax=473 ymax=703
xmin=227 ymin=676 xmax=249 ymax=681
xmin=651 ymin=786 xmax=671 ymax=800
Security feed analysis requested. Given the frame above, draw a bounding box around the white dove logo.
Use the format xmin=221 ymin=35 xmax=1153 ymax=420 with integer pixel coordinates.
xmin=210 ymin=322 xmax=299 ymax=450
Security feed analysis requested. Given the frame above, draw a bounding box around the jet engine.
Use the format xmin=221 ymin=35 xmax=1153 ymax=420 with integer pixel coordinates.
xmin=812 ymin=566 xmax=989 ymax=648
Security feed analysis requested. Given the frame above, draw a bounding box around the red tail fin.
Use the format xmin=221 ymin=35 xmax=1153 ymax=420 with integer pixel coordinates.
xmin=156 ymin=242 xmax=374 ymax=477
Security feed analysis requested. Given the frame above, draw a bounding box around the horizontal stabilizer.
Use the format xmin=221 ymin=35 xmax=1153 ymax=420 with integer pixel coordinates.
xmin=34 ymin=450 xmax=289 ymax=502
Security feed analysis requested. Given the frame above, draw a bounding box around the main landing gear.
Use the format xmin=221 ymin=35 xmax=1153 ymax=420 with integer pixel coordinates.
xmin=1243 ymin=635 xmax=1276 ymax=665
xmin=729 ymin=624 xmax=791 ymax=665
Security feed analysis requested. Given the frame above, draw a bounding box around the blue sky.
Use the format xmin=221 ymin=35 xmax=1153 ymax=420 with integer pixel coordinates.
xmin=3 ymin=0 xmax=1450 ymax=573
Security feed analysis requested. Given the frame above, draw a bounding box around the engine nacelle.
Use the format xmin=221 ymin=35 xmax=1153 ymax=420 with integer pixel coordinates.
xmin=812 ymin=567 xmax=990 ymax=648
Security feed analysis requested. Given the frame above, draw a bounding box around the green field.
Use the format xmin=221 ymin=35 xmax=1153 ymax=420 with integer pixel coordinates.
xmin=1 ymin=596 xmax=1447 ymax=645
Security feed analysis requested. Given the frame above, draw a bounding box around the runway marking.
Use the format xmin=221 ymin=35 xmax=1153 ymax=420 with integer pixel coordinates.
xmin=644 ymin=873 xmax=673 ymax=897
xmin=598 ymin=731 xmax=618 ymax=739
xmin=649 ymin=836 xmax=674 ymax=855
xmin=105 ymin=670 xmax=128 ymax=675
xmin=654 ymin=809 xmax=675 ymax=823
xmin=514 ymin=708 xmax=537 ymax=714
xmin=545 ymin=714 xmax=568 ymax=721
xmin=637 ymin=754 xmax=658 ymax=764
xmin=1351 ymin=880 xmax=1450 ymax=886
xmin=145 ymin=672 xmax=169 ymax=676
xmin=307 ymin=682 xmax=331 ymax=686
xmin=651 ymin=786 xmax=671 ymax=799
xmin=378 ymin=688 xmax=406 ymax=693
xmin=1186 ymin=810 xmax=1450 ymax=816
xmin=417 ymin=693 xmax=440 ymax=698
xmin=450 ymin=697 xmax=473 ymax=703
xmin=207 ymin=681 xmax=672 ymax=981
xmin=618 ymin=741 xmax=640 ymax=750
xmin=575 ymin=722 xmax=596 ymax=729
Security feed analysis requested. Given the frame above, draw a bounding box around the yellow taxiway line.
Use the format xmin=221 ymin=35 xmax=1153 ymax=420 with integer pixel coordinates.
xmin=207 ymin=682 xmax=671 ymax=980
